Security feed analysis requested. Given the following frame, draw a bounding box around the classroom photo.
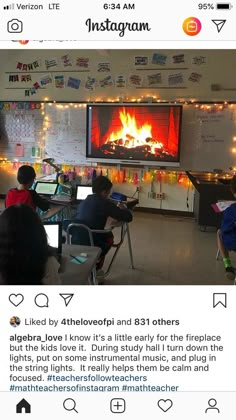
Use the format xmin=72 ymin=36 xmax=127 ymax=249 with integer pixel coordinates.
xmin=0 ymin=48 xmax=236 ymax=286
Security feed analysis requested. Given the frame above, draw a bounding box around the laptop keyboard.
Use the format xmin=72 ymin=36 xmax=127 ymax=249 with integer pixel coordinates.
xmin=50 ymin=194 xmax=71 ymax=202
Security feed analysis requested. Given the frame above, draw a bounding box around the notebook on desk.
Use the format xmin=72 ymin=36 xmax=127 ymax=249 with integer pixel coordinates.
xmin=34 ymin=181 xmax=58 ymax=197
xmin=43 ymin=221 xmax=63 ymax=262
xmin=76 ymin=185 xmax=93 ymax=202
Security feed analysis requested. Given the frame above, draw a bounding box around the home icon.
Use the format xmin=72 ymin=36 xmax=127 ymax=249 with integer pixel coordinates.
xmin=16 ymin=398 xmax=31 ymax=413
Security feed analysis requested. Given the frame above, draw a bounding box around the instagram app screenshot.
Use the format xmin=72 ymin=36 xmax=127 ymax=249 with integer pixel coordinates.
xmin=0 ymin=0 xmax=235 ymax=418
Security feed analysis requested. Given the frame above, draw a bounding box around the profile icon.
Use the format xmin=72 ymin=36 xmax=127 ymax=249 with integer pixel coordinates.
xmin=10 ymin=316 xmax=21 ymax=327
xmin=205 ymin=398 xmax=220 ymax=413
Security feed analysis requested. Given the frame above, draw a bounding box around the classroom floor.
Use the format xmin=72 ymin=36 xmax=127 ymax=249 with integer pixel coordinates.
xmin=102 ymin=211 xmax=234 ymax=285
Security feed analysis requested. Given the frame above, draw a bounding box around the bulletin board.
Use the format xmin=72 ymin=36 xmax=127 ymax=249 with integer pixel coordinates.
xmin=0 ymin=103 xmax=43 ymax=161
xmin=44 ymin=104 xmax=87 ymax=164
xmin=1 ymin=101 xmax=236 ymax=171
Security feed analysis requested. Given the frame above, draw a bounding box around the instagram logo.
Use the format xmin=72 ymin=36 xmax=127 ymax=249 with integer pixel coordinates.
xmin=182 ymin=17 xmax=202 ymax=36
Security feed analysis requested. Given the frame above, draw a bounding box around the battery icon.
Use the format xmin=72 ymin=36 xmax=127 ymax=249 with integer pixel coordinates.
xmin=216 ymin=3 xmax=233 ymax=9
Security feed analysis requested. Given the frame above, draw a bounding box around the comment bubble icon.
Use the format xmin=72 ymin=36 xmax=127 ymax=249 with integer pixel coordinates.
xmin=34 ymin=293 xmax=49 ymax=308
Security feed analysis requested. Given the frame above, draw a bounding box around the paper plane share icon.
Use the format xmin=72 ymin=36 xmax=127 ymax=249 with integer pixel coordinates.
xmin=212 ymin=19 xmax=226 ymax=33
xmin=59 ymin=293 xmax=74 ymax=307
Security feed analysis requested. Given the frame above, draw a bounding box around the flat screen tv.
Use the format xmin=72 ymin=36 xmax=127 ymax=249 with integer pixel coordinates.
xmin=86 ymin=104 xmax=182 ymax=167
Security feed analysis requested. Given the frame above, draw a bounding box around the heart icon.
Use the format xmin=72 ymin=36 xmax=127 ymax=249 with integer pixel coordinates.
xmin=9 ymin=294 xmax=24 ymax=307
xmin=157 ymin=399 xmax=173 ymax=412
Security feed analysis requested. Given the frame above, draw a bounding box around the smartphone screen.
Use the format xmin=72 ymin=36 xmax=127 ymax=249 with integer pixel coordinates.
xmin=0 ymin=1 xmax=235 ymax=418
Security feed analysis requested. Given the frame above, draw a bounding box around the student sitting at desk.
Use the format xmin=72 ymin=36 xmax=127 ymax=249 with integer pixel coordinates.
xmin=0 ymin=204 xmax=60 ymax=285
xmin=5 ymin=165 xmax=50 ymax=211
xmin=70 ymin=175 xmax=133 ymax=271
xmin=217 ymin=175 xmax=236 ymax=280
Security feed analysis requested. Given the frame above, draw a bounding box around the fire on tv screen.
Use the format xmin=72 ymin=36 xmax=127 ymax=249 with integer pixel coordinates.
xmin=86 ymin=104 xmax=182 ymax=165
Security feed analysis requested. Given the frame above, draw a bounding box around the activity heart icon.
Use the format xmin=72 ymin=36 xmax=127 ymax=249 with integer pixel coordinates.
xmin=157 ymin=399 xmax=173 ymax=412
xmin=9 ymin=294 xmax=24 ymax=307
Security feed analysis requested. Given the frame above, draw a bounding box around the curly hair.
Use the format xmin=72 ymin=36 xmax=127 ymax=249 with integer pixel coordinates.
xmin=0 ymin=204 xmax=48 ymax=284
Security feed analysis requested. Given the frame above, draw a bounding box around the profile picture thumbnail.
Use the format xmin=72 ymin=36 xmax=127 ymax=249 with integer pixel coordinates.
xmin=10 ymin=316 xmax=21 ymax=327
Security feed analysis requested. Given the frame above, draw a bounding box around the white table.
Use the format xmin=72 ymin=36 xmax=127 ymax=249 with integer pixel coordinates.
xmin=59 ymin=244 xmax=101 ymax=285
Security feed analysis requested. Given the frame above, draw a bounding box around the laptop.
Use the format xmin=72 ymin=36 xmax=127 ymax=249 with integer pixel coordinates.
xmin=50 ymin=184 xmax=72 ymax=202
xmin=76 ymin=185 xmax=93 ymax=201
xmin=43 ymin=221 xmax=63 ymax=262
xmin=34 ymin=181 xmax=58 ymax=196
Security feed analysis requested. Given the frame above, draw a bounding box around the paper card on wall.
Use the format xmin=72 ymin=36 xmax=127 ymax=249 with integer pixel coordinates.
xmin=172 ymin=54 xmax=185 ymax=64
xmin=76 ymin=57 xmax=89 ymax=68
xmin=189 ymin=72 xmax=202 ymax=83
xmin=33 ymin=82 xmax=40 ymax=90
xmin=99 ymin=75 xmax=114 ymax=88
xmin=192 ymin=55 xmax=207 ymax=65
xmin=21 ymin=74 xmax=32 ymax=82
xmin=14 ymin=143 xmax=24 ymax=157
xmin=168 ymin=73 xmax=184 ymax=85
xmin=115 ymin=75 xmax=126 ymax=88
xmin=134 ymin=56 xmax=148 ymax=66
xmin=31 ymin=146 xmax=41 ymax=158
xmin=85 ymin=76 xmax=96 ymax=90
xmin=67 ymin=77 xmax=81 ymax=89
xmin=61 ymin=54 xmax=73 ymax=67
xmin=97 ymin=62 xmax=111 ymax=72
xmin=45 ymin=58 xmax=58 ymax=70
xmin=9 ymin=74 xmax=19 ymax=82
xmin=152 ymin=53 xmax=167 ymax=65
xmin=40 ymin=74 xmax=53 ymax=86
xmin=147 ymin=73 xmax=162 ymax=85
xmin=54 ymin=75 xmax=65 ymax=88
xmin=128 ymin=74 xmax=143 ymax=87
xmin=33 ymin=60 xmax=41 ymax=69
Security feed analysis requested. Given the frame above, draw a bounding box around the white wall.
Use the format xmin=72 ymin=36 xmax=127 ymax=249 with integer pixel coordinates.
xmin=0 ymin=49 xmax=236 ymax=102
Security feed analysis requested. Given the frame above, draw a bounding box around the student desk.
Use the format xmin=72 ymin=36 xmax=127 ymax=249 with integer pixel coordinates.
xmin=0 ymin=198 xmax=74 ymax=221
xmin=59 ymin=244 xmax=101 ymax=285
xmin=40 ymin=204 xmax=72 ymax=222
xmin=39 ymin=198 xmax=76 ymax=221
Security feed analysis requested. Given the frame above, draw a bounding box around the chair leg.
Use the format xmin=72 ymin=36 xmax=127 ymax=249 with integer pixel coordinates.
xmin=126 ymin=224 xmax=135 ymax=269
xmin=104 ymin=246 xmax=121 ymax=277
xmin=89 ymin=268 xmax=97 ymax=285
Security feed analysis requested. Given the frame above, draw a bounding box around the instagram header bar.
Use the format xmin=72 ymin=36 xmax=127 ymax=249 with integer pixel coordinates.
xmin=0 ymin=0 xmax=236 ymax=47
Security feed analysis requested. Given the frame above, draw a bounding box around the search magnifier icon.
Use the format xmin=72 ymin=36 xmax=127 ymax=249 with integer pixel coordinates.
xmin=63 ymin=398 xmax=78 ymax=413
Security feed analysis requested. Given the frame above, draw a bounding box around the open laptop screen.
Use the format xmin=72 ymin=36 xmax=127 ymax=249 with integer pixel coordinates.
xmin=34 ymin=182 xmax=58 ymax=196
xmin=76 ymin=185 xmax=93 ymax=201
xmin=43 ymin=222 xmax=62 ymax=254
